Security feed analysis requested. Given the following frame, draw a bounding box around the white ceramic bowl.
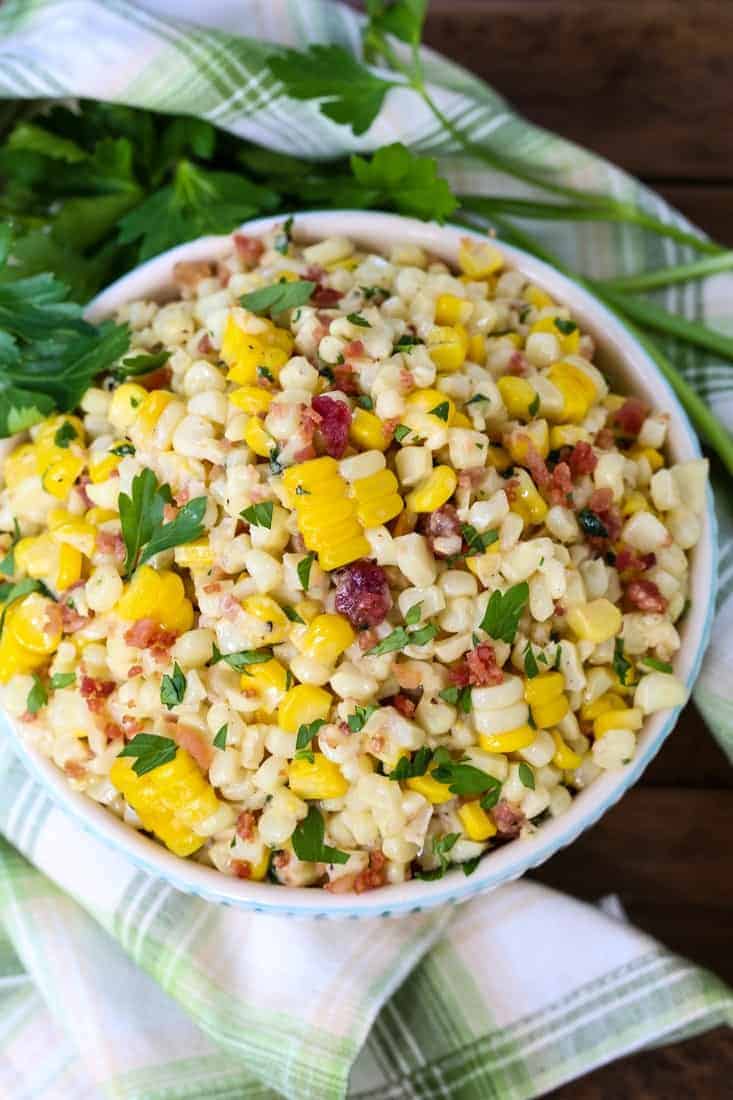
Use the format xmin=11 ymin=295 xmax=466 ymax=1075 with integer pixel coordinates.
xmin=1 ymin=211 xmax=717 ymax=918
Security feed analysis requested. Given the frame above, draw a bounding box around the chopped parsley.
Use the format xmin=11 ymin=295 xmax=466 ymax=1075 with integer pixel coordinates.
xmin=388 ymin=746 xmax=433 ymax=781
xmin=213 ymin=724 xmax=228 ymax=750
xmin=50 ymin=672 xmax=76 ymax=690
xmin=461 ymin=524 xmax=498 ymax=556
xmin=466 ymin=393 xmax=490 ymax=405
xmin=528 ymin=393 xmax=540 ymax=417
xmin=518 ymin=762 xmax=535 ymax=790
xmin=404 ymin=601 xmax=423 ymax=626
xmin=274 ymin=214 xmax=294 ymax=255
xmin=523 ymin=644 xmax=540 ymax=679
xmin=257 ymin=365 xmax=275 ymax=383
xmin=347 ymin=312 xmax=370 ymax=327
xmin=241 ymin=501 xmax=273 ymax=529
xmin=110 ymin=442 xmax=135 ymax=457
xmin=639 ymin=656 xmax=673 ymax=674
xmin=119 ymin=733 xmax=177 ymax=777
xmin=297 ymin=551 xmax=316 ymax=591
xmin=479 ymin=582 xmax=529 ymax=643
xmin=160 ymin=662 xmax=186 ymax=709
xmin=53 ymin=420 xmax=77 ymax=448
xmin=438 ymin=685 xmax=473 ymax=714
xmin=0 ymin=518 xmax=21 ymax=576
xmin=210 ymin=644 xmax=273 ymax=671
xmin=554 ymin=318 xmax=577 ymax=335
xmin=578 ymin=508 xmax=609 ymax=539
xmin=347 ymin=704 xmax=378 ymax=733
xmin=118 ymin=468 xmax=206 ymax=578
xmin=613 ymin=638 xmax=633 ymax=686
xmin=416 ymin=832 xmax=460 ymax=880
xmin=360 ymin=285 xmax=388 ymax=301
xmin=431 ymin=759 xmax=502 ymax=802
xmin=356 ymin=394 xmax=374 ymax=410
xmin=393 ymin=333 xmax=421 ymax=349
xmin=429 ymin=401 xmax=450 ymax=421
xmin=26 ymin=675 xmax=47 ymax=715
xmin=393 ymin=424 xmax=411 ymax=443
xmin=240 ymin=279 xmax=315 ymax=317
xmin=283 ymin=604 xmax=305 ymax=624
xmin=291 ymin=806 xmax=349 ymax=865
xmin=295 ymin=718 xmax=325 ymax=762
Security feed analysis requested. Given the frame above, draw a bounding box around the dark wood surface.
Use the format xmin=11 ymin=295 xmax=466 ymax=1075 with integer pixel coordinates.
xmin=353 ymin=1 xmax=733 ymax=1094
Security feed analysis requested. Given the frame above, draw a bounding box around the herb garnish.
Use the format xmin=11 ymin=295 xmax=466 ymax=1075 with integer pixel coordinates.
xmin=53 ymin=420 xmax=78 ymax=448
xmin=118 ymin=468 xmax=206 ymax=578
xmin=388 ymin=745 xmax=433 ymax=781
xmin=478 ymin=582 xmax=530 ymax=643
xmin=639 ymin=656 xmax=673 ymax=674
xmin=297 ymin=551 xmax=316 ymax=591
xmin=119 ymin=733 xmax=177 ymax=777
xmin=241 ymin=501 xmax=273 ymax=529
xmin=160 ymin=662 xmax=186 ymax=709
xmin=209 ymin=644 xmax=273 ymax=671
xmin=213 ymin=724 xmax=228 ymax=750
xmin=291 ymin=806 xmax=349 ymax=865
xmin=50 ymin=672 xmax=76 ymax=690
xmin=578 ymin=508 xmax=609 ymax=539
xmin=347 ymin=704 xmax=378 ymax=733
xmin=438 ymin=685 xmax=473 ymax=713
xmin=523 ymin=644 xmax=540 ymax=679
xmin=613 ymin=638 xmax=633 ymax=686
xmin=416 ymin=833 xmax=461 ymax=880
xmin=240 ymin=279 xmax=315 ymax=317
xmin=295 ymin=718 xmax=326 ymax=762
xmin=347 ymin=312 xmax=370 ymax=327
xmin=26 ymin=675 xmax=47 ymax=715
xmin=518 ymin=762 xmax=535 ymax=790
xmin=461 ymin=524 xmax=498 ymax=556
xmin=429 ymin=401 xmax=450 ymax=421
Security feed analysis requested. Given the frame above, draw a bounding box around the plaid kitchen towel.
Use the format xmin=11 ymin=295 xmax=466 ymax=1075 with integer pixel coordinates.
xmin=0 ymin=2 xmax=731 ymax=1099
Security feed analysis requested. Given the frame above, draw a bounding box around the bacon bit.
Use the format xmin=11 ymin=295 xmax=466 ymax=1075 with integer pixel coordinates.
xmin=203 ymin=582 xmax=222 ymax=594
xmin=458 ymin=467 xmax=485 ymax=490
xmin=233 ymin=234 xmax=264 ymax=267
xmin=331 ymin=363 xmax=359 ymax=394
xmin=419 ymin=504 xmax=461 ymax=558
xmin=198 ymin=332 xmax=215 ymax=356
xmin=127 ymin=665 xmax=143 ymax=679
xmin=354 ymin=851 xmax=387 ymax=893
xmin=507 ymin=351 xmax=529 ymax=376
xmin=398 ymin=368 xmax=414 ymax=393
xmin=334 ymin=559 xmax=391 ymax=629
xmin=547 ymin=461 xmax=573 ymax=505
xmin=312 ymin=285 xmax=342 ymax=308
xmin=105 ymin=722 xmax=124 ymax=741
xmin=221 ymin=593 xmax=241 ymax=619
xmin=358 ymin=628 xmax=378 ymax=652
xmin=554 ymin=601 xmax=566 ymax=617
xmin=616 ymin=547 xmax=655 ymax=573
xmin=524 ymin=442 xmax=551 ymax=488
xmin=273 ymin=850 xmax=290 ymax=870
xmin=305 ymin=264 xmax=325 ymax=283
xmin=121 ymin=716 xmax=143 ymax=738
xmin=96 ymin=531 xmax=125 ymax=562
xmin=626 ymin=579 xmax=668 ymax=613
xmin=492 ymin=800 xmax=525 ymax=838
xmin=325 ymin=873 xmax=357 ymax=894
xmin=568 ymin=441 xmax=598 ymax=477
xmin=64 ymin=760 xmax=87 ymax=780
xmin=595 ymin=427 xmax=615 ymax=450
xmin=124 ymin=619 xmax=177 ymax=655
xmin=294 ymin=443 xmax=317 ymax=463
xmin=231 ymin=860 xmax=252 ymax=879
xmin=172 ymin=726 xmax=214 ymax=772
xmin=80 ymin=675 xmax=115 ymax=713
xmin=43 ymin=603 xmax=64 ymax=638
xmin=504 ymin=477 xmax=519 ymax=503
xmin=344 ymin=339 xmax=365 ymax=358
xmin=236 ymin=811 xmax=257 ymax=841
xmin=588 ymin=488 xmax=614 ymax=513
xmin=450 ymin=643 xmax=504 ymax=688
xmin=137 ymin=364 xmax=173 ymax=391
xmin=311 ymin=394 xmax=351 ymax=459
xmin=392 ymin=693 xmax=417 ymax=718
xmin=173 ymin=260 xmax=214 ymax=288
xmin=613 ymin=397 xmax=648 ymax=437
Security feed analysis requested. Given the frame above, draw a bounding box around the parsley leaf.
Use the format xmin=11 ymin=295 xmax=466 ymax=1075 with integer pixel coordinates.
xmin=241 ymin=501 xmax=273 ymax=529
xmin=393 ymin=424 xmax=411 ymax=443
xmin=388 ymin=745 xmax=433 ymax=780
xmin=554 ymin=318 xmax=577 ymax=335
xmin=523 ymin=644 xmax=540 ymax=679
xmin=518 ymin=762 xmax=535 ymax=790
xmin=368 ymin=626 xmax=410 ymax=655
xmin=350 ymin=143 xmax=456 ymax=221
xmin=268 ymin=45 xmax=397 ymax=136
xmin=429 ymin=401 xmax=450 ymax=421
xmin=365 ymin=0 xmax=427 ymax=46
xmin=283 ymin=604 xmax=305 ymax=624
xmin=461 ymin=524 xmax=498 ymax=555
xmin=417 ymin=831 xmax=460 ymax=880
xmin=462 ymin=855 xmax=481 ymax=876
xmin=160 ymin=662 xmax=186 ymax=709
xmin=613 ymin=638 xmax=633 ymax=686
xmin=347 ymin=312 xmax=370 ymax=327
xmin=432 ymin=760 xmax=502 ymax=801
xmin=291 ymin=806 xmax=349 ymax=865
xmin=119 ymin=733 xmax=177 ymax=777
xmin=394 ymin=333 xmax=421 ymax=349
xmin=53 ymin=420 xmax=78 ymax=448
xmin=347 ymin=704 xmax=378 ymax=733
xmin=0 ymin=577 xmax=45 ymax=636
xmin=209 ymin=644 xmax=273 ymax=671
xmin=240 ymin=279 xmax=315 ymax=317
xmin=26 ymin=675 xmax=47 ymax=715
xmin=109 ymin=442 xmax=135 ymax=457
xmin=466 ymin=393 xmax=489 ymax=405
xmin=438 ymin=685 xmax=473 ymax=713
xmin=213 ymin=724 xmax=228 ymax=750
xmin=114 ymin=350 xmax=170 ymax=379
xmin=578 ymin=508 xmax=609 ymax=539
xmin=479 ymin=583 xmax=530 ymax=643
xmin=0 ymin=519 xmax=21 ymax=577
xmin=356 ymin=394 xmax=374 ymax=410
xmin=297 ymin=552 xmax=316 ymax=591
xmin=295 ymin=718 xmax=325 ymax=761
xmin=274 ymin=215 xmax=294 ymax=255
xmin=50 ymin=672 xmax=76 ymax=690
xmin=528 ymin=393 xmax=540 ymax=417
xmin=409 ymin=623 xmax=438 ymax=646
xmin=404 ymin=601 xmax=423 ymax=626
xmin=118 ymin=468 xmax=206 ymax=577
xmin=639 ymin=656 xmax=673 ymax=674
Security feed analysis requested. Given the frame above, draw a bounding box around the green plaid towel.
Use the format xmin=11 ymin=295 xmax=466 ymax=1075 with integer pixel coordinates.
xmin=0 ymin=2 xmax=731 ymax=1098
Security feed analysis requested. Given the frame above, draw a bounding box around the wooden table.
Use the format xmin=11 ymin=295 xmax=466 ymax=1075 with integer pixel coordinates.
xmin=354 ymin=1 xmax=733 ymax=1093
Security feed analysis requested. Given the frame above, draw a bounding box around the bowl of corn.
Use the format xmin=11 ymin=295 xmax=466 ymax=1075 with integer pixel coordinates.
xmin=0 ymin=211 xmax=716 ymax=917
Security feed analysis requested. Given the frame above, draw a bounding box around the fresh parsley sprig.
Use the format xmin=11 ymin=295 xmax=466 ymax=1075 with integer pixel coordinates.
xmin=291 ymin=806 xmax=349 ymax=865
xmin=118 ymin=468 xmax=206 ymax=578
xmin=478 ymin=583 xmax=529 ymax=644
xmin=118 ymin=733 xmax=178 ymax=777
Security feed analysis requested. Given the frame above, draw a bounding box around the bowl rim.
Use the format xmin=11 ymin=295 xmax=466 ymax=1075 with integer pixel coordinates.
xmin=3 ymin=209 xmax=718 ymax=918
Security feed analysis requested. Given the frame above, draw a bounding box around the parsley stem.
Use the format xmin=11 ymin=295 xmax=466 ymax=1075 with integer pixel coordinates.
xmin=595 ymin=252 xmax=733 ymax=293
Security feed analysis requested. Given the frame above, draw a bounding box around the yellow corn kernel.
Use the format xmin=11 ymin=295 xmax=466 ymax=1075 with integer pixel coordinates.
xmin=498 ymin=376 xmax=537 ymax=421
xmin=580 ymin=692 xmax=625 ymax=722
xmin=524 ymin=671 xmax=565 ymax=707
xmin=49 ymin=519 xmax=96 ymax=558
xmin=300 ymin=613 xmax=355 ymax=665
xmin=524 ymin=283 xmax=554 ymax=309
xmin=479 ymin=725 xmax=536 ymax=754
xmin=174 ymin=538 xmax=214 ymax=570
xmin=545 ymin=362 xmax=596 ymax=424
xmin=350 ymin=408 xmax=389 ymax=452
xmin=505 ymin=419 xmax=549 ymax=464
xmin=56 ymin=544 xmax=83 ymax=591
xmin=241 ymin=658 xmax=289 ymax=696
xmin=265 ymin=326 xmax=294 ymax=356
xmin=0 ymin=633 xmax=40 ymax=682
xmin=294 ymin=598 xmax=320 ymax=623
xmin=509 ymin=468 xmax=548 ymax=526
xmin=116 ymin=566 xmax=194 ymax=633
xmin=452 ymin=411 xmax=473 ymax=429
xmin=566 ymin=599 xmax=622 ymax=644
xmin=297 ymin=498 xmax=360 ymax=543
xmin=245 ymin=846 xmax=271 ymax=881
xmin=15 ymin=535 xmax=55 ymax=579
xmin=318 ymin=533 xmax=372 ymax=571
xmin=135 ymin=390 xmax=175 ymax=436
xmin=221 ymin=316 xmax=263 ymax=384
xmin=620 ymin=492 xmax=648 ymax=517
xmin=594 ymin=707 xmax=643 ymax=738
xmin=351 ymin=467 xmax=402 ymax=504
xmin=406 ymin=465 xmax=457 ymax=513
xmin=110 ymin=749 xmax=220 ymax=858
xmin=108 ymin=383 xmax=148 ymax=432
xmin=604 ymin=393 xmax=626 ymax=414
xmin=352 ymin=495 xmax=403 ymax=528
xmin=427 ymin=324 xmax=468 ymax=373
xmin=88 ymin=454 xmax=121 ymax=484
xmin=241 ymin=595 xmax=289 ymax=645
xmin=629 ymin=446 xmax=664 ymax=472
xmin=406 ymin=388 xmax=456 ymax=425
xmin=457 ymin=238 xmax=504 ymax=279
xmin=485 ymin=445 xmax=512 ymax=472
xmin=282 ymin=456 xmax=340 ymax=495
xmin=467 ymin=332 xmax=487 ymax=364
xmin=86 ymin=507 xmax=118 ymax=526
xmin=530 ymin=315 xmax=581 ymax=355
xmin=42 ymin=453 xmax=85 ymax=499
xmin=435 ymin=293 xmax=472 ymax=326
xmin=551 ymin=731 xmax=583 ymax=770
xmin=288 ymin=753 xmax=348 ymax=800
xmin=549 ymin=424 xmax=592 ymax=449
xmin=278 ymin=683 xmax=332 ymax=733
xmin=5 ymin=593 xmax=62 ymax=655
xmin=3 ymin=443 xmax=37 ymax=489
xmin=406 ymin=771 xmax=454 ymax=804
xmin=243 ymin=416 xmax=274 ymax=458
xmin=458 ymin=800 xmax=497 ymax=842
xmin=229 ymin=385 xmax=274 ymax=415
xmin=531 ymin=693 xmax=570 ymax=729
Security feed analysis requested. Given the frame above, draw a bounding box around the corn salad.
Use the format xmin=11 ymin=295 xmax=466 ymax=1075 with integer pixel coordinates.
xmin=0 ymin=227 xmax=706 ymax=891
